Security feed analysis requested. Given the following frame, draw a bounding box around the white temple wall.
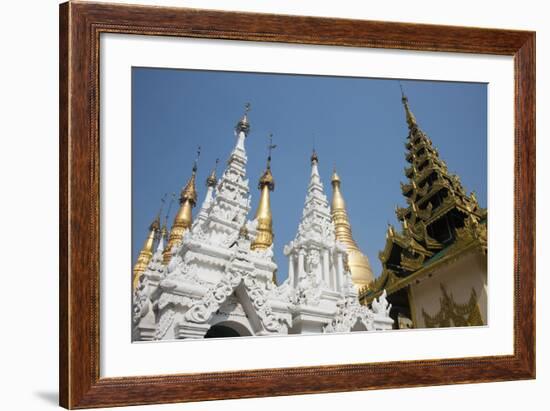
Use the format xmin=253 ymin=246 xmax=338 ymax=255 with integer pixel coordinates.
xmin=409 ymin=248 xmax=488 ymax=328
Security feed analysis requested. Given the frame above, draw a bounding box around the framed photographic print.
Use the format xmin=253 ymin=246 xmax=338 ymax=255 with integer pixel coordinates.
xmin=59 ymin=1 xmax=535 ymax=409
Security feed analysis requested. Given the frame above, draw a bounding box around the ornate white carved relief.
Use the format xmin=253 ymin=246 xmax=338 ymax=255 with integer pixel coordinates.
xmin=133 ymin=118 xmax=393 ymax=341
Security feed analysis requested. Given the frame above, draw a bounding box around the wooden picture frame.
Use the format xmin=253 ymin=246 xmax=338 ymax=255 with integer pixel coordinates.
xmin=59 ymin=1 xmax=535 ymax=408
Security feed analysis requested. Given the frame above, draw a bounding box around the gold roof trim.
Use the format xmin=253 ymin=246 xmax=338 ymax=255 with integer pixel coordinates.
xmin=363 ymin=231 xmax=485 ymax=304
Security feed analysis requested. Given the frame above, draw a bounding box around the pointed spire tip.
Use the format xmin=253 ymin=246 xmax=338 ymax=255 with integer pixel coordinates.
xmin=206 ymin=158 xmax=219 ymax=187
xmin=235 ymin=103 xmax=251 ymax=135
xmin=331 ymin=166 xmax=341 ymax=184
xmin=310 ymin=148 xmax=318 ymax=164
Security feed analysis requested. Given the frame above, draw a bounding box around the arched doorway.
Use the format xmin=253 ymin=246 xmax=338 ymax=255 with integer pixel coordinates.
xmin=204 ymin=321 xmax=252 ymax=339
xmin=351 ymin=319 xmax=368 ymax=332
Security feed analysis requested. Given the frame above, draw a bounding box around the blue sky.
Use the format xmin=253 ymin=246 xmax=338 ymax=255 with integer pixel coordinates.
xmin=132 ymin=68 xmax=487 ymax=281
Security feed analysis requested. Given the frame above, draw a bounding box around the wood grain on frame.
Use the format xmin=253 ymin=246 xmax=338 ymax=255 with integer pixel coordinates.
xmin=59 ymin=1 xmax=535 ymax=408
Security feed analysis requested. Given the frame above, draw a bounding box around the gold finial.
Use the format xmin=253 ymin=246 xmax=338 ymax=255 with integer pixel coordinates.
xmin=258 ymin=134 xmax=276 ymax=190
xmin=251 ymin=134 xmax=276 ymax=251
xmin=258 ymin=167 xmax=275 ymax=190
xmin=331 ymin=166 xmax=341 ymax=184
xmin=266 ymin=133 xmax=276 ymax=169
xmin=133 ymin=196 xmax=165 ymax=289
xmin=399 ymin=82 xmax=417 ymax=129
xmin=331 ymin=170 xmax=375 ymax=288
xmin=206 ymin=158 xmax=219 ymax=187
xmin=180 ymin=146 xmax=200 ymax=204
xmin=150 ymin=194 xmax=166 ymax=235
xmin=235 ymin=102 xmax=251 ymax=135
xmin=194 ymin=146 xmax=201 ymax=170
xmin=310 ymin=136 xmax=319 ymax=164
xmin=311 ymin=148 xmax=319 ymax=164
xmin=163 ymin=154 xmax=199 ymax=264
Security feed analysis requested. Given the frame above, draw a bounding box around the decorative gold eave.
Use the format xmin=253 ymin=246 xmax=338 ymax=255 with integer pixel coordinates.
xmin=393 ymin=228 xmax=431 ymax=257
xmin=378 ymin=234 xmax=395 ymax=264
xmin=419 ymin=196 xmax=482 ymax=228
xmin=397 ymin=187 xmax=481 ymax=229
xmin=400 ymin=252 xmax=425 ymax=271
xmin=362 ymin=235 xmax=484 ymax=304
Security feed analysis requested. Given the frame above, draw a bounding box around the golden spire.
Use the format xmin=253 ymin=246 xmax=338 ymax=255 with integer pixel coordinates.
xmin=400 ymin=82 xmax=418 ymax=129
xmin=251 ymin=134 xmax=276 ymax=252
xmin=331 ymin=168 xmax=375 ymax=288
xmin=163 ymin=148 xmax=200 ymax=264
xmin=133 ymin=195 xmax=165 ymax=289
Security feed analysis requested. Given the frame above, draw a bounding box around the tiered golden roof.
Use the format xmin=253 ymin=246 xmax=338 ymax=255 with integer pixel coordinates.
xmin=330 ymin=168 xmax=375 ymax=288
xmin=359 ymin=89 xmax=487 ymax=304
